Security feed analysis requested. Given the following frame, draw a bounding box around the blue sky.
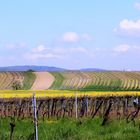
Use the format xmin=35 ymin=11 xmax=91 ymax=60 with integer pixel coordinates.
xmin=0 ymin=0 xmax=140 ymax=70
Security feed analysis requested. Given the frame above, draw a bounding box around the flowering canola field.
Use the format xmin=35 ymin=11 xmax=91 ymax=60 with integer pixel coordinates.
xmin=0 ymin=90 xmax=140 ymax=98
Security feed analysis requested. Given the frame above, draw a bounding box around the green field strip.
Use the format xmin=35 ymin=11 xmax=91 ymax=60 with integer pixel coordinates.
xmin=61 ymin=71 xmax=76 ymax=89
xmin=112 ymin=72 xmax=128 ymax=90
xmin=61 ymin=71 xmax=73 ymax=89
xmin=58 ymin=72 xmax=70 ymax=89
xmin=22 ymin=72 xmax=36 ymax=90
xmin=107 ymin=72 xmax=122 ymax=90
xmin=49 ymin=72 xmax=64 ymax=89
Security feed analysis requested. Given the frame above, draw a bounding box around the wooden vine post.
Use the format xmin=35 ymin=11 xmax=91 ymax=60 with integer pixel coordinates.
xmin=33 ymin=93 xmax=38 ymax=140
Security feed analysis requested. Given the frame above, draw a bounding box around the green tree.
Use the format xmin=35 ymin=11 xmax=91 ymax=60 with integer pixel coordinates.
xmin=12 ymin=81 xmax=22 ymax=90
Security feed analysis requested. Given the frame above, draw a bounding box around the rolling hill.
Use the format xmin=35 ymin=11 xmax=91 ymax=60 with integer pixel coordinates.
xmin=0 ymin=70 xmax=140 ymax=91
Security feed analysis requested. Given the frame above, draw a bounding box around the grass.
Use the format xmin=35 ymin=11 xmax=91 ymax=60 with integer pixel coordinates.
xmin=22 ymin=72 xmax=36 ymax=90
xmin=0 ymin=117 xmax=140 ymax=140
xmin=49 ymin=72 xmax=64 ymax=89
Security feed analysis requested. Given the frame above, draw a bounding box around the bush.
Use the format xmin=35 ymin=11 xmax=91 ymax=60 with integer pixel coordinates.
xmin=12 ymin=81 xmax=22 ymax=90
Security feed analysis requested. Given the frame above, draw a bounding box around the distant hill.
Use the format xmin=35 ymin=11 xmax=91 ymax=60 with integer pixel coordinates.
xmin=80 ymin=68 xmax=106 ymax=71
xmin=0 ymin=66 xmax=106 ymax=72
xmin=0 ymin=66 xmax=66 ymax=72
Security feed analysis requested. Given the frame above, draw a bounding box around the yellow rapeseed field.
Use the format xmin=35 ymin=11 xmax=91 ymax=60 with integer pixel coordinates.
xmin=0 ymin=90 xmax=140 ymax=98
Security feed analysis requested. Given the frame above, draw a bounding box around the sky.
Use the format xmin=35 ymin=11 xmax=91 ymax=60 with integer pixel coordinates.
xmin=0 ymin=0 xmax=140 ymax=70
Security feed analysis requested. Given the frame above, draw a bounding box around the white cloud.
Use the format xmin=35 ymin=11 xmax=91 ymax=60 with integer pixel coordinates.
xmin=32 ymin=45 xmax=47 ymax=52
xmin=61 ymin=32 xmax=92 ymax=42
xmin=62 ymin=32 xmax=80 ymax=42
xmin=114 ymin=19 xmax=140 ymax=37
xmin=120 ymin=19 xmax=140 ymax=30
xmin=23 ymin=44 xmax=63 ymax=60
xmin=113 ymin=44 xmax=140 ymax=54
xmin=23 ymin=44 xmax=89 ymax=61
xmin=113 ymin=44 xmax=131 ymax=53
xmin=134 ymin=2 xmax=140 ymax=10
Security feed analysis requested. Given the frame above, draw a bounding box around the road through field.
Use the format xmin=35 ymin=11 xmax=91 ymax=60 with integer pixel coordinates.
xmin=31 ymin=72 xmax=54 ymax=90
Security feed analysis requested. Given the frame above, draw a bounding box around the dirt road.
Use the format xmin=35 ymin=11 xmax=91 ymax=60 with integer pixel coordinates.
xmin=31 ymin=72 xmax=54 ymax=90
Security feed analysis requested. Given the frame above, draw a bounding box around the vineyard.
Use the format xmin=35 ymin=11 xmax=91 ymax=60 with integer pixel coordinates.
xmin=1 ymin=71 xmax=140 ymax=91
xmin=50 ymin=71 xmax=140 ymax=91
xmin=1 ymin=71 xmax=140 ymax=139
xmin=0 ymin=71 xmax=35 ymax=90
xmin=0 ymin=96 xmax=139 ymax=120
xmin=0 ymin=95 xmax=140 ymax=139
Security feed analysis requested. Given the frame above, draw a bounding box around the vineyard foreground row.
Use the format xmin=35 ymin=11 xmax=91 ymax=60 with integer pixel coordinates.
xmin=0 ymin=90 xmax=140 ymax=98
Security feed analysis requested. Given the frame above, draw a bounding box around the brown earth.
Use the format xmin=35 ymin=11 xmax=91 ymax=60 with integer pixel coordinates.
xmin=31 ymin=72 xmax=54 ymax=90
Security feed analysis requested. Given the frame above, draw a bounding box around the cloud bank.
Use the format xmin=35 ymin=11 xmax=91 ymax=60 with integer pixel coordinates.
xmin=61 ymin=32 xmax=92 ymax=42
xmin=114 ymin=19 xmax=140 ymax=37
